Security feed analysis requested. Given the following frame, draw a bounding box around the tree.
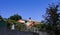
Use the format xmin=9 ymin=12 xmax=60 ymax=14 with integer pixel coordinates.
xmin=44 ymin=3 xmax=60 ymax=35
xmin=8 ymin=14 xmax=22 ymax=21
xmin=0 ymin=15 xmax=4 ymax=21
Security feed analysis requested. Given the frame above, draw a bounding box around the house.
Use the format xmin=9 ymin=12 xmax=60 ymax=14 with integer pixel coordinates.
xmin=17 ymin=18 xmax=40 ymax=29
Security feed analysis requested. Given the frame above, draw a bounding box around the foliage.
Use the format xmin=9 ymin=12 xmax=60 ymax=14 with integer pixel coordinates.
xmin=4 ymin=19 xmax=16 ymax=29
xmin=8 ymin=14 xmax=22 ymax=21
xmin=43 ymin=3 xmax=60 ymax=35
xmin=32 ymin=23 xmax=46 ymax=31
xmin=0 ymin=15 xmax=4 ymax=22
xmin=4 ymin=19 xmax=27 ymax=31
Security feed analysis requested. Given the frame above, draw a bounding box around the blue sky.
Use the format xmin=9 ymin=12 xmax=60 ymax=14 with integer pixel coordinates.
xmin=0 ymin=0 xmax=60 ymax=21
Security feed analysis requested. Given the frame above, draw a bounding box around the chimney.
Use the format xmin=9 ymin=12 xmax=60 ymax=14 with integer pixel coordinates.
xmin=29 ymin=17 xmax=32 ymax=22
xmin=29 ymin=17 xmax=31 ymax=20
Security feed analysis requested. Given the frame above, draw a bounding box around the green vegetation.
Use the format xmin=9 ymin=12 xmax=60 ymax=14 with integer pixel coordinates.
xmin=8 ymin=14 xmax=22 ymax=21
xmin=32 ymin=23 xmax=46 ymax=30
xmin=0 ymin=14 xmax=27 ymax=31
xmin=43 ymin=3 xmax=60 ymax=35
